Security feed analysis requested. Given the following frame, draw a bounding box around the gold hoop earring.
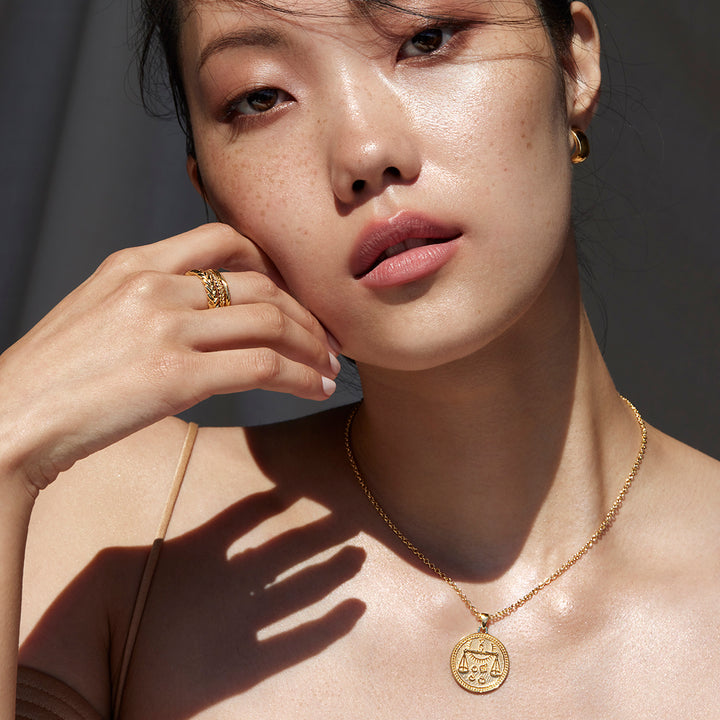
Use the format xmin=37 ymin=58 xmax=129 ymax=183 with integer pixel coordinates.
xmin=570 ymin=128 xmax=590 ymax=164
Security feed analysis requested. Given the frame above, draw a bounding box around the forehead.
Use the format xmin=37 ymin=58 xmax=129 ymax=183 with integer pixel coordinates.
xmin=183 ymin=0 xmax=536 ymax=19
xmin=181 ymin=0 xmax=371 ymax=45
xmin=180 ymin=0 xmax=540 ymax=61
xmin=181 ymin=0 xmax=408 ymax=32
xmin=181 ymin=0 xmax=539 ymax=33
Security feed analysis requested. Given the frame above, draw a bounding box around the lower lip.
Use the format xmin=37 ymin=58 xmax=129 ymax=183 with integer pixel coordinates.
xmin=358 ymin=238 xmax=461 ymax=289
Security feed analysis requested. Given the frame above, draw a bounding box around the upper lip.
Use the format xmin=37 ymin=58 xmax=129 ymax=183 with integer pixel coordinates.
xmin=351 ymin=211 xmax=463 ymax=278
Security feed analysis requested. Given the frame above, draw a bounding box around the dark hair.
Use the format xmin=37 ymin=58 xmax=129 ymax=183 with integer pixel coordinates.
xmin=136 ymin=0 xmax=581 ymax=158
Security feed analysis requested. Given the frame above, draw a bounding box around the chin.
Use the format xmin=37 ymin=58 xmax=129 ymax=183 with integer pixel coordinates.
xmin=345 ymin=319 xmax=518 ymax=374
xmin=339 ymin=273 xmax=565 ymax=375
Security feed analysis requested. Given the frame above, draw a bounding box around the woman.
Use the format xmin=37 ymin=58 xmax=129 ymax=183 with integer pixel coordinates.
xmin=3 ymin=0 xmax=719 ymax=717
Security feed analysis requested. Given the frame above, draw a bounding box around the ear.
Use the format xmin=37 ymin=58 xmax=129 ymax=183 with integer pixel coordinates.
xmin=566 ymin=2 xmax=602 ymax=129
xmin=186 ymin=154 xmax=207 ymax=199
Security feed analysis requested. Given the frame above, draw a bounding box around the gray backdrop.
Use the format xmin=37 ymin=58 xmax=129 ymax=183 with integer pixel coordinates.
xmin=1 ymin=0 xmax=718 ymax=458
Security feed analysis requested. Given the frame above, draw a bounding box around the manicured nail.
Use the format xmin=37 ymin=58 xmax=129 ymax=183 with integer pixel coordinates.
xmin=325 ymin=330 xmax=342 ymax=355
xmin=321 ymin=376 xmax=336 ymax=397
xmin=329 ymin=352 xmax=342 ymax=375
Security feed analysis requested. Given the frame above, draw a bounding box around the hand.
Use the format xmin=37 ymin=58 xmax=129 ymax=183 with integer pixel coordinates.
xmin=0 ymin=223 xmax=340 ymax=493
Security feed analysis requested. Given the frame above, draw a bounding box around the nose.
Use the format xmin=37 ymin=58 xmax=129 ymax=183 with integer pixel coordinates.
xmin=328 ymin=70 xmax=421 ymax=206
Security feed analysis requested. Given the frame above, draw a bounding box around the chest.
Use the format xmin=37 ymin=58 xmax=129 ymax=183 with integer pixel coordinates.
xmin=119 ymin=617 xmax=718 ymax=719
xmin=115 ymin=539 xmax=720 ymax=719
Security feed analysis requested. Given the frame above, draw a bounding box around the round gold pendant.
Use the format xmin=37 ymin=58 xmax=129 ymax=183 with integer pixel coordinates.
xmin=450 ymin=632 xmax=509 ymax=693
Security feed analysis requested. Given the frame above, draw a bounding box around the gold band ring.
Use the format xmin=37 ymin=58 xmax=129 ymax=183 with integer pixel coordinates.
xmin=185 ymin=269 xmax=232 ymax=308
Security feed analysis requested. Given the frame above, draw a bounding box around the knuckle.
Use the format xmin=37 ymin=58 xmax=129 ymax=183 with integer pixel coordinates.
xmin=249 ymin=272 xmax=279 ymax=299
xmin=113 ymin=273 xmax=178 ymax=335
xmin=251 ymin=348 xmax=283 ymax=384
xmin=210 ymin=222 xmax=237 ymax=244
xmin=120 ymin=270 xmax=161 ymax=301
xmin=147 ymin=307 xmax=183 ymax=339
xmin=303 ymin=307 xmax=319 ymax=329
xmin=98 ymin=247 xmax=145 ymax=278
xmin=298 ymin=366 xmax=318 ymax=394
xmin=312 ymin=337 xmax=328 ymax=362
xmin=255 ymin=303 xmax=286 ymax=336
xmin=294 ymin=302 xmax=319 ymax=332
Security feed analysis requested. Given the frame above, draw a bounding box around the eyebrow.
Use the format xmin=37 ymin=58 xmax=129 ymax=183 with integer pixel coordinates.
xmin=197 ymin=27 xmax=287 ymax=71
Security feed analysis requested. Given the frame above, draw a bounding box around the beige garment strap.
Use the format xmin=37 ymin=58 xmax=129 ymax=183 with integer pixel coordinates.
xmin=111 ymin=422 xmax=199 ymax=718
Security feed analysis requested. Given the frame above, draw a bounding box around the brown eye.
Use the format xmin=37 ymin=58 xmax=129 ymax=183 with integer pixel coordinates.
xmin=399 ymin=27 xmax=453 ymax=58
xmin=229 ymin=88 xmax=289 ymax=117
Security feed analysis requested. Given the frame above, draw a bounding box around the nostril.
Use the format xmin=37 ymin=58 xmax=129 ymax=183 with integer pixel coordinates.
xmin=352 ymin=179 xmax=365 ymax=193
xmin=386 ymin=166 xmax=400 ymax=177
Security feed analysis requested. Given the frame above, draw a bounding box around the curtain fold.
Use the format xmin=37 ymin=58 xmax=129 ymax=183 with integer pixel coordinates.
xmin=0 ymin=0 xmax=91 ymax=343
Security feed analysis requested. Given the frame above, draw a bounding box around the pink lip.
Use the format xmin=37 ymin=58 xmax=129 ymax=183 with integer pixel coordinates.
xmin=351 ymin=211 xmax=462 ymax=286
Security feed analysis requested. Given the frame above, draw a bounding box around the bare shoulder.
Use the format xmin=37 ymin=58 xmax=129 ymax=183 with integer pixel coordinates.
xmin=650 ymin=427 xmax=720 ymax=511
xmin=600 ymin=429 xmax=720 ymax=709
xmin=18 ymin=416 xmax=202 ymax=712
xmin=630 ymin=426 xmax=720 ymax=574
xmin=20 ymin=416 xmax=195 ymax=639
xmin=19 ymin=406 xmax=349 ymax=713
xmin=20 ymin=406 xmax=348 ymax=640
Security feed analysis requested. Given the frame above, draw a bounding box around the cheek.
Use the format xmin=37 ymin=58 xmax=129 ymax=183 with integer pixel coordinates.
xmin=418 ymin=58 xmax=569 ymax=189
xmin=415 ymin=59 xmax=572 ymax=258
xmin=198 ymin=128 xmax=328 ymax=267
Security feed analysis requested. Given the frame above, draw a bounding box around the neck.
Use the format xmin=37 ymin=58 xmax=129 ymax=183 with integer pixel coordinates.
xmin=350 ymin=249 xmax=642 ymax=585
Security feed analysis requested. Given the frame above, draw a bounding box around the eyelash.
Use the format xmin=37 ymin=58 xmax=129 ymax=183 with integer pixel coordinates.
xmin=222 ymin=87 xmax=292 ymax=125
xmin=220 ymin=22 xmax=468 ymax=127
xmin=396 ymin=24 xmax=464 ymax=61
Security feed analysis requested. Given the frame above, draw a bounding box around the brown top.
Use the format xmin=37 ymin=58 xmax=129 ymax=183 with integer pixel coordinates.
xmin=16 ymin=423 xmax=199 ymax=720
xmin=16 ymin=666 xmax=104 ymax=720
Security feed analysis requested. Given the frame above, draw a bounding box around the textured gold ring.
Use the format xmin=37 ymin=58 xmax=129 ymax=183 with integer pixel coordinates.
xmin=185 ymin=269 xmax=231 ymax=308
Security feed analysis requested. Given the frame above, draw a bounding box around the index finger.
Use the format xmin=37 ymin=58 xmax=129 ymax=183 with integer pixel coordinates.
xmin=145 ymin=223 xmax=289 ymax=291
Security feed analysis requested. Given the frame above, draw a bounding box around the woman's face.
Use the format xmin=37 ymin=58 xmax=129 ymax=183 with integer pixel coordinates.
xmin=180 ymin=0 xmax=599 ymax=370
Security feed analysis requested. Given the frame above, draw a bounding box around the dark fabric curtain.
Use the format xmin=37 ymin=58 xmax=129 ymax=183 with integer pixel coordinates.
xmin=1 ymin=0 xmax=718 ymax=456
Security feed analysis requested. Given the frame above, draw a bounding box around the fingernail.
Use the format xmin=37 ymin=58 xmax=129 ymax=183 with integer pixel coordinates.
xmin=325 ymin=330 xmax=342 ymax=355
xmin=321 ymin=376 xmax=336 ymax=397
xmin=329 ymin=352 xmax=342 ymax=375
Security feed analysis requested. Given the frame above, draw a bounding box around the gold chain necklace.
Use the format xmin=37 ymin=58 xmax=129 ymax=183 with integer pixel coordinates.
xmin=343 ymin=396 xmax=647 ymax=694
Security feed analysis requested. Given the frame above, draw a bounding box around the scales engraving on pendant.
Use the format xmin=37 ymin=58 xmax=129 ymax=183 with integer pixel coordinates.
xmin=450 ymin=632 xmax=509 ymax=693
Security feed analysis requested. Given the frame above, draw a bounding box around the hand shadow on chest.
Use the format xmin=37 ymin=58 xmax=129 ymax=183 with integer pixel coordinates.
xmin=20 ymin=488 xmax=367 ymax=719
